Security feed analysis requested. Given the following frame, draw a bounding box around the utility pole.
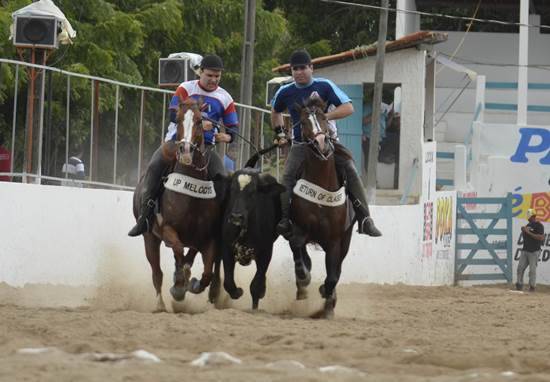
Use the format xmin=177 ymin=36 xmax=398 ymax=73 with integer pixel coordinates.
xmin=238 ymin=0 xmax=256 ymax=167
xmin=366 ymin=0 xmax=389 ymax=204
xmin=517 ymin=0 xmax=529 ymax=125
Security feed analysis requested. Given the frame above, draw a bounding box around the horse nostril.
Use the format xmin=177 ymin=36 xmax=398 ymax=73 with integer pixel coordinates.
xmin=230 ymin=213 xmax=244 ymax=226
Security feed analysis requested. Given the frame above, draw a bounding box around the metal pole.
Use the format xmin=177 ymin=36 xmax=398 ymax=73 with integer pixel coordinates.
xmin=24 ymin=48 xmax=37 ymax=181
xmin=517 ymin=0 xmax=529 ymax=125
xmin=161 ymin=93 xmax=166 ymax=144
xmin=366 ymin=0 xmax=389 ymax=204
xmin=89 ymin=80 xmax=94 ymax=182
xmin=44 ymin=67 xmax=53 ymax=176
xmin=10 ymin=64 xmax=19 ymax=174
xmin=137 ymin=89 xmax=145 ymax=180
xmin=237 ymin=105 xmax=245 ymax=168
xmin=260 ymin=113 xmax=265 ymax=171
xmin=37 ymin=52 xmax=47 ymax=183
xmin=238 ymin=0 xmax=256 ymax=164
xmin=276 ymin=147 xmax=280 ymax=181
xmin=113 ymin=85 xmax=119 ymax=184
xmin=92 ymin=81 xmax=100 ymax=181
xmin=65 ymin=76 xmax=70 ymax=180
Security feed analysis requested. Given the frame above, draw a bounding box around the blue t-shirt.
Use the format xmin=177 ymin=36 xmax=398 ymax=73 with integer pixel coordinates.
xmin=271 ymin=78 xmax=351 ymax=142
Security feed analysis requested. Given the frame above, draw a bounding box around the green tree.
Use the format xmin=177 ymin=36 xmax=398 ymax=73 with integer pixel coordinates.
xmin=0 ymin=0 xmax=288 ymax=182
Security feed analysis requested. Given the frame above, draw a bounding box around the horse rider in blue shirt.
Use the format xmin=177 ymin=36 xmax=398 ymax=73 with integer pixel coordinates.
xmin=271 ymin=49 xmax=382 ymax=238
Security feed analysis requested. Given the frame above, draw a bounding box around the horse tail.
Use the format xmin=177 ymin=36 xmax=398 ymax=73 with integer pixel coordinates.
xmin=244 ymin=143 xmax=279 ymax=168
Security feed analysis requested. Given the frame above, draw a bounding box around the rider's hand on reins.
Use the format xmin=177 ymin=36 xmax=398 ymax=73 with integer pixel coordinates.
xmin=273 ymin=125 xmax=289 ymax=146
xmin=202 ymin=120 xmax=214 ymax=131
xmin=215 ymin=133 xmax=232 ymax=143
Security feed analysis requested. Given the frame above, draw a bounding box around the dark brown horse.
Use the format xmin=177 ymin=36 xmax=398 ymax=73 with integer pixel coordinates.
xmin=289 ymin=97 xmax=355 ymax=319
xmin=133 ymin=98 xmax=224 ymax=312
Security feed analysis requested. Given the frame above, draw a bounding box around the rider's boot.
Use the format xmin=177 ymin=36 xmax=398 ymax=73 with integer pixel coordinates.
xmin=128 ymin=147 xmax=171 ymax=237
xmin=343 ymin=161 xmax=382 ymax=237
xmin=276 ymin=191 xmax=293 ymax=240
xmin=351 ymin=197 xmax=382 ymax=237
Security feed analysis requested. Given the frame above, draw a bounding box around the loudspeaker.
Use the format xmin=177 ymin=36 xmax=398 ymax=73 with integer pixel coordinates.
xmin=14 ymin=16 xmax=58 ymax=49
xmin=158 ymin=58 xmax=196 ymax=87
xmin=265 ymin=76 xmax=293 ymax=107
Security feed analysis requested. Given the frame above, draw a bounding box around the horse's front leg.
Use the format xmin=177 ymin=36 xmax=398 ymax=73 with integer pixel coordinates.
xmin=188 ymin=241 xmax=216 ymax=295
xmin=184 ymin=247 xmax=199 ymax=267
xmin=319 ymin=242 xmax=345 ymax=319
xmin=290 ymin=239 xmax=311 ymax=300
xmin=208 ymin=250 xmax=222 ymax=304
xmin=143 ymin=233 xmax=166 ymax=312
xmin=162 ymin=225 xmax=190 ymax=302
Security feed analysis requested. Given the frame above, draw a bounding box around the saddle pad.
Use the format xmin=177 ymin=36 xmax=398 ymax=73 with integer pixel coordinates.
xmin=293 ymin=179 xmax=345 ymax=207
xmin=164 ymin=173 xmax=216 ymax=199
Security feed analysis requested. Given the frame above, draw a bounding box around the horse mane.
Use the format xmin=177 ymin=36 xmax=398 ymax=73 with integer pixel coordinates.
xmin=176 ymin=97 xmax=199 ymax=123
xmin=303 ymin=95 xmax=326 ymax=111
xmin=333 ymin=140 xmax=353 ymax=161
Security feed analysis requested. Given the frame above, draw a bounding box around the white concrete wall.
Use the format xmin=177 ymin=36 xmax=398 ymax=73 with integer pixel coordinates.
xmin=315 ymin=48 xmax=427 ymax=199
xmin=457 ymin=120 xmax=549 ymax=284
xmin=0 ymin=182 xmax=455 ymax=288
xmin=470 ymin=122 xmax=550 ymax=194
xmin=434 ymin=20 xmax=550 ymax=143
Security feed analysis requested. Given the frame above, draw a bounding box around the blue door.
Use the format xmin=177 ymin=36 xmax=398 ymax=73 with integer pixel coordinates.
xmin=336 ymin=84 xmax=363 ymax=174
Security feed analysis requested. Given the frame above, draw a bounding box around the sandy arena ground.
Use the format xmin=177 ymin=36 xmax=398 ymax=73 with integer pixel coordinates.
xmin=2 ymin=272 xmax=550 ymax=382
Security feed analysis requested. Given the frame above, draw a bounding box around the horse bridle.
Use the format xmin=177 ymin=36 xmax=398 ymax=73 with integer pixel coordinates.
xmin=302 ymin=108 xmax=334 ymax=161
xmin=175 ymin=105 xmax=210 ymax=171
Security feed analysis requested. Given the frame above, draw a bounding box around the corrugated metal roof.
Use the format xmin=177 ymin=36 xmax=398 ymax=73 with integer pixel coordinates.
xmin=272 ymin=31 xmax=448 ymax=74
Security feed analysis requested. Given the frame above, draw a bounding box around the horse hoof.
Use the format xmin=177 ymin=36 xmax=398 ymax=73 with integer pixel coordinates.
xmin=296 ymin=287 xmax=308 ymax=300
xmin=153 ymin=302 xmax=166 ymax=313
xmin=208 ymin=285 xmax=220 ymax=304
xmin=252 ymin=300 xmax=259 ymax=310
xmin=323 ymin=297 xmax=336 ymax=319
xmin=170 ymin=285 xmax=187 ymax=302
xmin=323 ymin=307 xmax=335 ymax=320
xmin=189 ymin=277 xmax=203 ymax=294
xmin=230 ymin=287 xmax=243 ymax=300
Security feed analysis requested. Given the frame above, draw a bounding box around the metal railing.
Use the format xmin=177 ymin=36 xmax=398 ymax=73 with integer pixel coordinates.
xmin=0 ymin=58 xmax=286 ymax=189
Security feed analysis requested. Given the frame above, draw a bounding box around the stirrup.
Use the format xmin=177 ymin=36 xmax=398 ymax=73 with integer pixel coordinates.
xmin=357 ymin=216 xmax=382 ymax=237
xmin=128 ymin=217 xmax=150 ymax=237
xmin=128 ymin=199 xmax=156 ymax=237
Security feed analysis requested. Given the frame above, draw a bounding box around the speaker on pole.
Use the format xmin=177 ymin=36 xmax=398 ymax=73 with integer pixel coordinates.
xmin=158 ymin=58 xmax=196 ymax=87
xmin=14 ymin=15 xmax=59 ymax=49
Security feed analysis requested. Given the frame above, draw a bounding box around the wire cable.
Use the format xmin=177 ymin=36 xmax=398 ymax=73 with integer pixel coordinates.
xmin=320 ymin=0 xmax=550 ymax=30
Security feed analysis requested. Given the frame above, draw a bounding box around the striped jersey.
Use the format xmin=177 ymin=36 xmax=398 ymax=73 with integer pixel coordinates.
xmin=166 ymin=80 xmax=239 ymax=145
xmin=271 ymin=78 xmax=351 ymax=142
